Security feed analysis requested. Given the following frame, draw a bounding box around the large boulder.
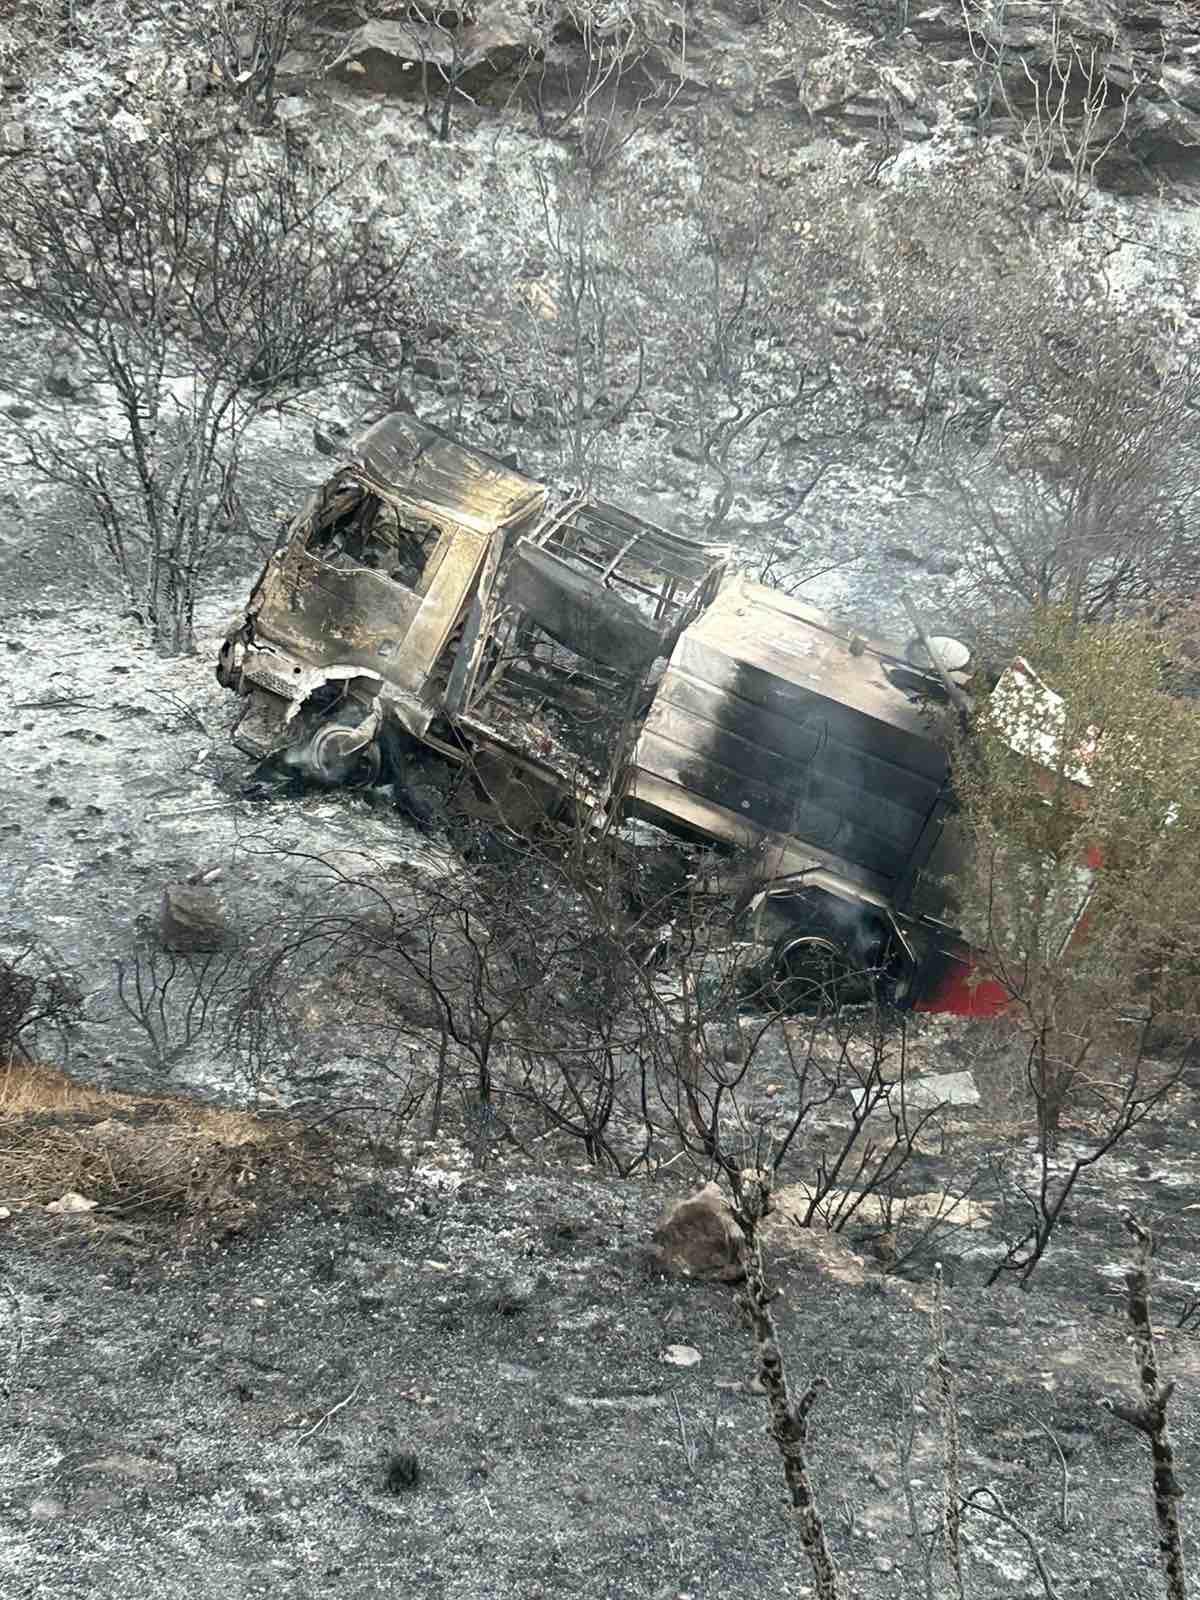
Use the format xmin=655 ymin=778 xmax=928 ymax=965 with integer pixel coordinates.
xmin=332 ymin=8 xmax=533 ymax=101
xmin=650 ymin=1181 xmax=745 ymax=1283
xmin=910 ymin=0 xmax=1200 ymax=190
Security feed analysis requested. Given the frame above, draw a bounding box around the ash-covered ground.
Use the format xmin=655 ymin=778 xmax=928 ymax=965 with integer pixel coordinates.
xmin=4 ymin=523 xmax=1200 ymax=1598
xmin=3 ymin=1104 xmax=1200 ymax=1600
xmin=3 ymin=1 xmax=1200 ymax=1593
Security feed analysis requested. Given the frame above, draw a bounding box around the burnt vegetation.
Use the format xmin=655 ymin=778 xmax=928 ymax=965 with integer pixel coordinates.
xmin=3 ymin=1 xmax=1200 ymax=1596
xmin=0 ymin=111 xmax=420 ymax=651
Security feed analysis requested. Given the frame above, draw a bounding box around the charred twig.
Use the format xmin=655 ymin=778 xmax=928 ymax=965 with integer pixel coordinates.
xmin=295 ymin=1380 xmax=363 ymax=1444
xmin=960 ymin=1484 xmax=1061 ymax=1600
xmin=0 ymin=1275 xmax=21 ymax=1402
xmin=731 ymin=1171 xmax=845 ymax=1600
xmin=930 ymin=1263 xmax=965 ymax=1600
xmin=1100 ymin=1211 xmax=1187 ymax=1600
xmin=892 ymin=1381 xmax=938 ymax=1600
xmin=1036 ymin=1421 xmax=1071 ymax=1531
xmin=146 ymin=689 xmax=210 ymax=737
xmin=12 ymin=698 xmax=100 ymax=711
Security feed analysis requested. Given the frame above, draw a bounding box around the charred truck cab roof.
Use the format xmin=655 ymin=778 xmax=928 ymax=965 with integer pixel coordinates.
xmin=217 ymin=414 xmax=1035 ymax=1018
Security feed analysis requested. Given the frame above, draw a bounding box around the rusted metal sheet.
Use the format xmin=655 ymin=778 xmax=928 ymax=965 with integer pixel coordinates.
xmin=503 ymin=541 xmax=671 ymax=673
xmin=387 ymin=527 xmax=489 ymax=694
xmin=253 ymin=548 xmax=423 ymax=671
xmin=348 ymin=415 xmax=545 ymax=535
xmin=631 ymin=575 xmax=950 ymax=897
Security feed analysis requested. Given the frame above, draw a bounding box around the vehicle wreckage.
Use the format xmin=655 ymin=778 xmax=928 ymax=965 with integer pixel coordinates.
xmin=218 ymin=415 xmax=1066 ymax=1019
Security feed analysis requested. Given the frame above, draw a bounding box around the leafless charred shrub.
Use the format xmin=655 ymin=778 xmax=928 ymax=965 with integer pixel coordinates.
xmin=523 ymin=162 xmax=647 ymax=488
xmin=113 ymin=945 xmax=243 ymax=1071
xmin=960 ymin=1 xmax=1136 ymax=222
xmin=641 ymin=948 xmax=955 ymax=1256
xmin=197 ymin=0 xmax=307 ymax=123
xmin=938 ymin=329 xmax=1200 ymax=647
xmin=983 ymin=1028 xmax=1184 ymax=1290
xmin=0 ymin=943 xmax=84 ymax=1067
xmin=516 ymin=0 xmax=686 ymax=182
xmin=227 ymin=817 xmax=680 ymax=1165
xmin=0 ymin=115 xmax=420 ymax=652
xmin=641 ymin=180 xmax=859 ymax=537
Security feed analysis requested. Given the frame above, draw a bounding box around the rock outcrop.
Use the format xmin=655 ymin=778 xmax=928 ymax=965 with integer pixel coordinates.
xmin=911 ymin=0 xmax=1200 ymax=189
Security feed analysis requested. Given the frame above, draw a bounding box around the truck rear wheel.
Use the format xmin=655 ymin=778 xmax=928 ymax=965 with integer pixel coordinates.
xmin=769 ymin=933 xmax=860 ymax=1013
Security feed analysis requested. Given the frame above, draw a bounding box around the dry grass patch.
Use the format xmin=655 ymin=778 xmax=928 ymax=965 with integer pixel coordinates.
xmin=0 ymin=1060 xmax=124 ymax=1116
xmin=0 ymin=1061 xmax=326 ymax=1218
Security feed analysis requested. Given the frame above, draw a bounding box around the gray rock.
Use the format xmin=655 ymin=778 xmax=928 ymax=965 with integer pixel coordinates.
xmin=412 ymin=353 xmax=455 ymax=383
xmin=1 ymin=394 xmax=36 ymax=421
xmin=924 ymin=550 xmax=962 ymax=576
xmin=729 ymin=62 xmax=756 ymax=120
xmin=313 ymin=413 xmax=351 ymax=456
xmin=28 ymin=1495 xmax=66 ymax=1521
xmin=45 ymin=351 xmax=86 ymax=399
xmin=491 ymin=1273 xmax=535 ymax=1315
xmin=79 ymin=1451 xmax=176 ymax=1486
xmin=650 ymin=1182 xmax=745 ymax=1283
xmin=334 ymin=13 xmax=532 ymax=99
xmin=850 ymin=1069 xmax=980 ymax=1116
xmin=159 ymin=883 xmax=231 ymax=952
xmin=670 ymin=432 xmax=703 ymax=463
xmin=0 ymin=121 xmax=26 ymax=153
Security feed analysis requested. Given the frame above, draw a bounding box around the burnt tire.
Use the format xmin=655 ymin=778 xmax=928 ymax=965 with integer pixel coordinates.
xmin=769 ymin=933 xmax=855 ymax=1014
xmin=309 ymin=723 xmax=382 ymax=788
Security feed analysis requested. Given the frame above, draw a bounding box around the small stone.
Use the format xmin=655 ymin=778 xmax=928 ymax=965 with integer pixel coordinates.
xmin=2 ymin=395 xmax=35 ymax=421
xmin=661 ymin=1344 xmax=702 ymax=1368
xmin=46 ymin=795 xmax=70 ymax=811
xmin=109 ymin=109 xmax=149 ymax=144
xmin=0 ymin=121 xmax=26 ymax=153
xmin=874 ymin=1556 xmax=895 ymax=1574
xmin=413 ymin=353 xmax=454 ymax=383
xmin=159 ymin=883 xmax=230 ymax=952
xmin=79 ymin=1451 xmax=175 ymax=1487
xmin=313 ymin=414 xmax=351 ymax=457
xmin=29 ymin=1495 xmax=66 ymax=1521
xmin=492 ymin=1274 xmax=534 ymax=1316
xmin=924 ymin=550 xmax=962 ymax=577
xmin=45 ymin=351 xmax=86 ymax=399
xmin=46 ymin=1191 xmax=98 ymax=1214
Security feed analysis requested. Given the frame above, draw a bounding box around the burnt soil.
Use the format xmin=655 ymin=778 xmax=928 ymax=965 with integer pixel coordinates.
xmin=4 ymin=1121 xmax=1200 ymax=1600
xmin=3 ymin=471 xmax=1200 ymax=1600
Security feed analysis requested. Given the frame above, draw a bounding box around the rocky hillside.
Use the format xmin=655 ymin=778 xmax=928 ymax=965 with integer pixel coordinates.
xmin=1 ymin=0 xmax=1199 ymax=638
xmin=1 ymin=5 xmax=1200 ymax=1598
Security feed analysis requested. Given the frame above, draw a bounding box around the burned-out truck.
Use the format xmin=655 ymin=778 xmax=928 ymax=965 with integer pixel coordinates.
xmin=218 ymin=415 xmax=1012 ymax=1017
